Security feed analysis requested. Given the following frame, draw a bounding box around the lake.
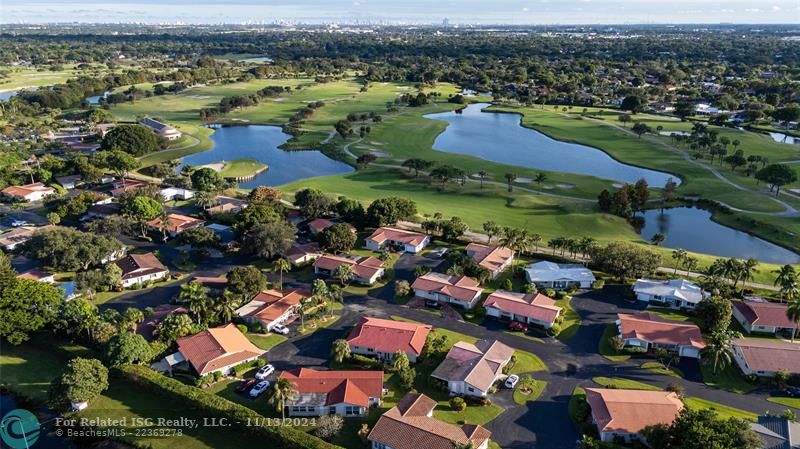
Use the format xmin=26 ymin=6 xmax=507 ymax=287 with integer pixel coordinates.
xmin=180 ymin=125 xmax=353 ymax=188
xmin=768 ymin=132 xmax=800 ymax=145
xmin=241 ymin=56 xmax=273 ymax=63
xmin=426 ymin=103 xmax=678 ymax=186
xmin=639 ymin=207 xmax=800 ymax=264
xmin=0 ymin=90 xmax=18 ymax=101
xmin=86 ymin=91 xmax=110 ymax=104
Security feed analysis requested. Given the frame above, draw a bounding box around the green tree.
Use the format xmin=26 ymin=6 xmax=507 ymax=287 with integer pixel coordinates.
xmin=642 ymin=408 xmax=761 ymax=449
xmin=178 ymin=226 xmax=221 ymax=249
xmin=334 ymin=264 xmax=354 ymax=286
xmin=56 ymin=298 xmax=99 ymax=341
xmin=392 ymin=351 xmax=410 ymax=372
xmin=156 ymin=313 xmax=195 ymax=343
xmin=621 ymin=95 xmax=646 ymax=113
xmin=124 ymin=196 xmax=163 ymax=237
xmin=48 ymin=357 xmax=109 ymax=410
xmin=269 ymin=377 xmax=297 ymax=420
xmin=632 ymin=122 xmax=652 ymax=137
xmin=774 ymin=265 xmax=799 ymax=303
xmin=694 ymin=296 xmax=732 ymax=334
xmin=504 ymin=173 xmax=516 ymax=192
xmin=755 ymin=164 xmax=798 ymax=196
xmin=0 ymin=251 xmax=17 ymax=295
xmin=121 ymin=307 xmax=145 ymax=333
xmin=93 ymin=149 xmax=140 ymax=183
xmin=366 ymin=197 xmax=417 ymax=226
xmin=318 ymin=223 xmax=357 ymax=254
xmin=787 ymin=298 xmax=800 ymax=342
xmin=104 ymin=332 xmax=152 ymax=367
xmin=273 ymin=258 xmax=292 ymax=292
xmin=294 ymin=188 xmax=333 ymax=219
xmin=190 ymin=167 xmax=225 ymax=192
xmin=226 ymin=266 xmax=267 ymax=300
xmin=590 ymin=242 xmax=661 ymax=281
xmin=331 ymin=338 xmax=351 ymax=363
xmin=701 ymin=329 xmax=741 ymax=374
xmin=101 ymin=124 xmax=161 ymax=156
xmin=0 ymin=279 xmax=64 ymax=344
xmin=179 ymin=281 xmax=212 ymax=322
xmin=243 ymin=220 xmax=295 ymax=259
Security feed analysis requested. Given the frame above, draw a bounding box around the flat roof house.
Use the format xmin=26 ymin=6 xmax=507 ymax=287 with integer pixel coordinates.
xmin=368 ymin=393 xmax=492 ymax=449
xmin=633 ymin=278 xmax=705 ymax=309
xmin=585 ymin=388 xmax=683 ymax=444
xmin=236 ymin=288 xmax=309 ymax=332
xmin=140 ymin=117 xmax=182 ymax=141
xmin=733 ymin=338 xmax=800 ymax=377
xmin=365 ymin=227 xmax=430 ymax=254
xmin=147 ymin=213 xmax=205 ymax=237
xmin=465 ymin=243 xmax=514 ymax=279
xmin=732 ymin=301 xmax=796 ymax=337
xmin=207 ymin=196 xmax=248 ymax=215
xmin=176 ymin=324 xmax=264 ymax=376
xmin=616 ymin=312 xmax=705 ymax=359
xmin=411 ymin=272 xmax=483 ymax=310
xmin=1 ymin=182 xmax=56 ymax=202
xmin=115 ymin=253 xmax=169 ymax=288
xmin=279 ymin=368 xmax=384 ymax=418
xmin=55 ymin=175 xmax=83 ymax=190
xmin=484 ymin=290 xmax=562 ymax=329
xmin=160 ymin=187 xmax=195 ymax=201
xmin=346 ymin=317 xmax=431 ymax=363
xmin=313 ymin=254 xmax=385 ymax=285
xmin=282 ymin=242 xmax=322 ymax=266
xmin=431 ymin=339 xmax=514 ymax=398
xmin=0 ymin=226 xmax=39 ymax=251
xmin=524 ymin=261 xmax=595 ymax=290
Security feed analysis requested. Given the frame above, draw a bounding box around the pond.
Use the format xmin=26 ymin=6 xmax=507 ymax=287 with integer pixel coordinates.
xmin=425 ymin=103 xmax=678 ymax=186
xmin=768 ymin=132 xmax=800 ymax=145
xmin=179 ymin=125 xmax=353 ymax=188
xmin=638 ymin=207 xmax=800 ymax=264
xmin=0 ymin=90 xmax=18 ymax=101
xmin=86 ymin=91 xmax=110 ymax=104
xmin=241 ymin=56 xmax=273 ymax=63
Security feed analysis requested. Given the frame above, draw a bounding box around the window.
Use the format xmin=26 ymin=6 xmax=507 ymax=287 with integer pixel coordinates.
xmin=345 ymin=406 xmax=362 ymax=416
xmin=467 ymin=387 xmax=475 ymax=392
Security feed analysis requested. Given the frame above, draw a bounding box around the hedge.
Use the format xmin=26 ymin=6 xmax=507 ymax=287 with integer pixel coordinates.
xmin=118 ymin=365 xmax=341 ymax=449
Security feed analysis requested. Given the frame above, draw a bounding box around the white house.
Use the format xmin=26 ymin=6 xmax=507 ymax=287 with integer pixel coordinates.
xmin=585 ymin=388 xmax=683 ymax=444
xmin=633 ymin=278 xmax=706 ymax=309
xmin=280 ymin=368 xmax=384 ymax=417
xmin=236 ymin=289 xmax=308 ymax=332
xmin=160 ymin=187 xmax=195 ymax=201
xmin=410 ymin=272 xmax=483 ymax=309
xmin=346 ymin=317 xmax=431 ymax=363
xmin=617 ymin=312 xmax=705 ymax=359
xmin=115 ymin=253 xmax=169 ymax=288
xmin=431 ymin=339 xmax=514 ymax=398
xmin=732 ymin=338 xmax=800 ymax=377
xmin=313 ymin=254 xmax=385 ymax=285
xmin=365 ymin=227 xmax=430 ymax=254
xmin=140 ymin=117 xmax=182 ymax=141
xmin=732 ymin=300 xmax=796 ymax=337
xmin=1 ymin=182 xmax=56 ymax=202
xmin=524 ymin=261 xmax=595 ymax=290
xmin=484 ymin=290 xmax=562 ymax=329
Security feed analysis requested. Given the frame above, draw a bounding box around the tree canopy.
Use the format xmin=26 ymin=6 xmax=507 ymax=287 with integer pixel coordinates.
xmin=100 ymin=124 xmax=162 ymax=156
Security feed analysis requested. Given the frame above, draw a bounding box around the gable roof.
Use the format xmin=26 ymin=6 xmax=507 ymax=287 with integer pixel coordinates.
xmin=733 ymin=301 xmax=795 ymax=329
xmin=283 ymin=242 xmax=322 ymax=263
xmin=147 ymin=213 xmax=205 ymax=233
xmin=524 ymin=261 xmax=595 ymax=283
xmin=750 ymin=416 xmax=800 ymax=449
xmin=367 ymin=227 xmax=428 ymax=246
xmin=411 ymin=272 xmax=483 ymax=302
xmin=0 ymin=226 xmax=45 ymax=248
xmin=346 ymin=317 xmax=432 ymax=357
xmin=115 ymin=253 xmax=168 ymax=280
xmin=314 ymin=254 xmax=384 ymax=279
xmin=617 ymin=312 xmax=705 ymax=348
xmin=484 ymin=290 xmax=562 ymax=324
xmin=236 ymin=288 xmax=308 ymax=325
xmin=368 ymin=393 xmax=491 ymax=449
xmin=633 ymin=278 xmax=705 ymax=304
xmin=734 ymin=338 xmax=800 ymax=374
xmin=177 ymin=324 xmax=264 ymax=375
xmin=307 ymin=218 xmax=355 ymax=234
xmin=465 ymin=243 xmax=514 ymax=273
xmin=431 ymin=339 xmax=514 ymax=392
xmin=585 ymin=388 xmax=683 ymax=435
xmin=1 ymin=182 xmax=55 ymax=198
xmin=279 ymin=368 xmax=384 ymax=408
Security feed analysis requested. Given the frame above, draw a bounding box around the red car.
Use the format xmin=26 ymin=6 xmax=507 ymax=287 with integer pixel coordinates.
xmin=236 ymin=378 xmax=257 ymax=393
xmin=509 ymin=321 xmax=528 ymax=333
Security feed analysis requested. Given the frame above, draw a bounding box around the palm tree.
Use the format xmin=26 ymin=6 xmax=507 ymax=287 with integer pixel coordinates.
xmin=179 ymin=281 xmax=211 ymax=323
xmin=331 ymin=339 xmax=351 ymax=363
xmin=504 ymin=173 xmax=516 ymax=192
xmin=683 ymin=256 xmax=699 ymax=275
xmin=477 ymin=171 xmax=488 ymax=189
xmin=327 ymin=284 xmax=344 ymax=316
xmin=650 ymin=233 xmax=665 ymax=246
xmin=273 ymin=258 xmax=291 ymax=292
xmin=774 ymin=265 xmax=799 ymax=303
xmin=269 ymin=378 xmax=296 ymax=421
xmin=214 ymin=291 xmax=239 ymax=324
xmin=787 ymin=299 xmax=800 ymax=342
xmin=701 ymin=329 xmax=741 ymax=374
xmin=534 ymin=172 xmax=547 ymax=185
xmin=529 ymin=233 xmax=543 ymax=254
xmin=334 ymin=264 xmax=354 ymax=286
xmin=671 ymin=249 xmax=687 ymax=274
xmin=739 ymin=258 xmax=759 ymax=287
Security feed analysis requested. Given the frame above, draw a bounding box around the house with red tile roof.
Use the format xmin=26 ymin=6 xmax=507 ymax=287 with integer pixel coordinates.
xmin=282 ymin=242 xmax=322 ymax=266
xmin=0 ymin=226 xmax=40 ymax=251
xmin=732 ymin=300 xmax=796 ymax=337
xmin=279 ymin=368 xmax=384 ymax=417
xmin=616 ymin=313 xmax=705 ymax=359
xmin=411 ymin=272 xmax=483 ymax=309
xmin=365 ymin=226 xmax=430 ymax=254
xmin=307 ymin=218 xmax=355 ymax=235
xmin=431 ymin=339 xmax=514 ymax=397
xmin=115 ymin=252 xmax=169 ymax=288
xmin=585 ymin=388 xmax=683 ymax=444
xmin=206 ymin=196 xmax=248 ymax=215
xmin=465 ymin=243 xmax=514 ymax=279
xmin=16 ymin=269 xmax=56 ymax=283
xmin=236 ymin=288 xmax=309 ymax=332
xmin=110 ymin=178 xmax=148 ymax=197
xmin=484 ymin=290 xmax=562 ymax=329
xmin=137 ymin=304 xmax=188 ymax=341
xmin=176 ymin=324 xmax=264 ymax=376
xmin=368 ymin=393 xmax=492 ymax=449
xmin=313 ymin=254 xmax=385 ymax=285
xmin=346 ymin=317 xmax=431 ymax=363
xmin=147 ymin=213 xmax=205 ymax=237
xmin=1 ymin=182 xmax=56 ymax=202
xmin=733 ymin=338 xmax=800 ymax=377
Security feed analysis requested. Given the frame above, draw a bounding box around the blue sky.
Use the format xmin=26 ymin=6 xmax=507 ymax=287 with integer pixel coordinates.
xmin=1 ymin=0 xmax=798 ymax=24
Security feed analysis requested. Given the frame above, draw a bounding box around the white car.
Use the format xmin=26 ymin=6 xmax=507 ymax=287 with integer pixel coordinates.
xmin=10 ymin=220 xmax=29 ymax=227
xmin=272 ymin=324 xmax=290 ymax=335
xmin=255 ymin=364 xmax=275 ymax=380
xmin=505 ymin=374 xmax=520 ymax=389
xmin=249 ymin=380 xmax=270 ymax=397
xmin=432 ymin=247 xmax=448 ymax=258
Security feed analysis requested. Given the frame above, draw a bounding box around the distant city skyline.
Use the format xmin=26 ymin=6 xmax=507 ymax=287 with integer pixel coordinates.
xmin=1 ymin=0 xmax=799 ymax=25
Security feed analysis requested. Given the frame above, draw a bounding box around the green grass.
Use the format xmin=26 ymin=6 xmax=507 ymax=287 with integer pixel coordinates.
xmin=513 ymin=380 xmax=548 ymax=405
xmin=683 ymin=397 xmax=759 ymax=422
xmin=568 ymin=386 xmax=587 ymax=423
xmin=245 ymin=333 xmax=288 ymax=351
xmin=767 ymin=396 xmax=800 ymax=410
xmin=217 ymin=159 xmax=268 ymax=178
xmin=700 ymin=361 xmax=759 ymax=394
xmin=641 ymin=361 xmax=684 ymax=378
xmin=555 ymin=296 xmax=581 ymax=340
xmin=503 ymin=330 xmax=546 ymax=343
xmin=646 ymin=307 xmax=695 ymax=323
xmin=508 ymin=350 xmax=547 ymax=374
xmin=591 ymin=377 xmax=662 ymax=391
xmin=598 ymin=323 xmax=630 ymax=362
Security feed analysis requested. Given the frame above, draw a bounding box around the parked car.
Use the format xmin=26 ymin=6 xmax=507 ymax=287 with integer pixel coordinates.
xmin=424 ymin=299 xmax=441 ymax=309
xmin=505 ymin=374 xmax=520 ymax=389
xmin=508 ymin=321 xmax=528 ymax=333
xmin=255 ymin=363 xmax=275 ymax=380
xmin=432 ymin=247 xmax=448 ymax=258
xmin=11 ymin=220 xmax=29 ymax=227
xmin=236 ymin=378 xmax=257 ymax=393
xmin=783 ymin=387 xmax=800 ymax=398
xmin=272 ymin=324 xmax=290 ymax=335
xmin=249 ymin=380 xmax=270 ymax=397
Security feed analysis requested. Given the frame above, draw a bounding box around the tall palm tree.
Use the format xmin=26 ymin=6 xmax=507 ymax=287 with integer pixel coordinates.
xmin=683 ymin=256 xmax=699 ymax=275
xmin=774 ymin=265 xmax=799 ymax=303
xmin=214 ymin=290 xmax=239 ymax=324
xmin=179 ymin=281 xmax=211 ymax=323
xmin=701 ymin=329 xmax=741 ymax=374
xmin=269 ymin=378 xmax=296 ymax=421
xmin=504 ymin=173 xmax=516 ymax=192
xmin=787 ymin=299 xmax=800 ymax=342
xmin=332 ymin=339 xmax=351 ymax=363
xmin=534 ymin=172 xmax=547 ymax=185
xmin=529 ymin=233 xmax=543 ymax=254
xmin=739 ymin=258 xmax=759 ymax=287
xmin=273 ymin=258 xmax=291 ymax=292
xmin=477 ymin=171 xmax=488 ymax=189
xmin=671 ymin=249 xmax=687 ymax=274
xmin=334 ymin=264 xmax=354 ymax=286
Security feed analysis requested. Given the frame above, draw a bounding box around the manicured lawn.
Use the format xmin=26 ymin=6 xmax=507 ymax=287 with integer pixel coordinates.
xmin=700 ymin=361 xmax=759 ymax=394
xmin=217 ymin=159 xmax=267 ymax=178
xmin=513 ymin=380 xmax=548 ymax=405
xmin=568 ymin=386 xmax=587 ymax=423
xmin=297 ymin=306 xmax=344 ymax=336
xmin=683 ymin=397 xmax=759 ymax=422
xmin=592 ymin=377 xmax=662 ymax=391
xmin=641 ymin=361 xmax=684 ymax=378
xmin=646 ymin=307 xmax=695 ymax=323
xmin=391 ymin=315 xmax=478 ymax=346
xmin=508 ymin=350 xmax=548 ymax=374
xmin=555 ymin=296 xmax=580 ymax=340
xmin=598 ymin=323 xmax=630 ymax=362
xmin=767 ymin=396 xmax=800 ymax=410
xmin=205 ymin=378 xmax=276 ymax=417
xmin=245 ymin=333 xmax=288 ymax=351
xmin=503 ymin=330 xmax=546 ymax=343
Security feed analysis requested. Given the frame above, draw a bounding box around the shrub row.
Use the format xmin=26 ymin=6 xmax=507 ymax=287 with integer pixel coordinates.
xmin=118 ymin=365 xmax=341 ymax=449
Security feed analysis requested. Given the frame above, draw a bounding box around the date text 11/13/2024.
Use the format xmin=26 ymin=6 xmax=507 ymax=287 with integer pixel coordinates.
xmin=55 ymin=416 xmax=317 ymax=429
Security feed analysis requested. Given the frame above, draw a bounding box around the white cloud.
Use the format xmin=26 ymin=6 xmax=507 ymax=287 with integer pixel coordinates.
xmin=771 ymin=5 xmax=781 ymax=11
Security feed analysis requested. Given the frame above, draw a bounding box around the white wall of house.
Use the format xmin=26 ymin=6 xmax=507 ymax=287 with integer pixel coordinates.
xmin=444 ymin=380 xmax=489 ymax=398
xmin=732 ymin=347 xmax=780 ymax=377
xmin=484 ymin=306 xmax=557 ymax=329
xmin=635 ymin=292 xmax=696 ymax=310
xmin=365 ymin=236 xmax=429 ymax=254
xmin=121 ymin=271 xmax=167 ymax=288
xmin=286 ymin=399 xmax=379 ymax=417
xmin=349 ymin=345 xmax=418 ymax=363
xmin=412 ymin=288 xmax=479 ymax=309
xmin=731 ymin=307 xmax=788 ymax=335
